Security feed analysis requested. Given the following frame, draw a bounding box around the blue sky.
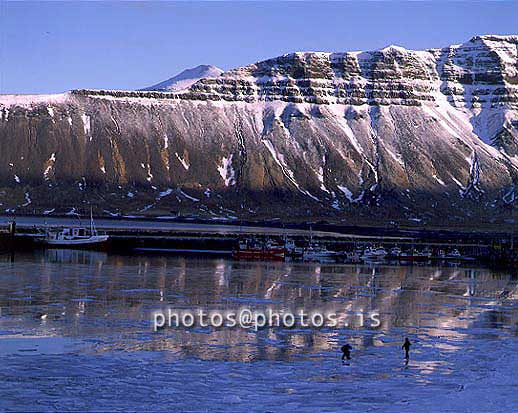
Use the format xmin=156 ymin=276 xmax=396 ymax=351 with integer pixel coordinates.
xmin=1 ymin=1 xmax=517 ymax=94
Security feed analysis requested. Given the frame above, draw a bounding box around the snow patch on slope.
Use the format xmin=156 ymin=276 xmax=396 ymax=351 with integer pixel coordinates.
xmin=175 ymin=152 xmax=190 ymax=170
xmin=81 ymin=114 xmax=91 ymax=137
xmin=22 ymin=192 xmax=31 ymax=207
xmin=217 ymin=155 xmax=236 ymax=187
xmin=43 ymin=153 xmax=56 ymax=180
xmin=337 ymin=185 xmax=354 ymax=202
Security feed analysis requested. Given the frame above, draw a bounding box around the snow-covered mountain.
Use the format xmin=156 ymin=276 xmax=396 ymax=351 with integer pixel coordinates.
xmin=1 ymin=35 xmax=518 ymax=227
xmin=142 ymin=64 xmax=224 ymax=92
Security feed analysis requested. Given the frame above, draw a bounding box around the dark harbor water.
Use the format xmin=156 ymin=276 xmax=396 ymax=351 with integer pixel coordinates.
xmin=1 ymin=250 xmax=518 ymax=412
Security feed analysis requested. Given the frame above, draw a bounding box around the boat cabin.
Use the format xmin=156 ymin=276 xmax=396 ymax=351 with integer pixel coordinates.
xmin=48 ymin=227 xmax=93 ymax=240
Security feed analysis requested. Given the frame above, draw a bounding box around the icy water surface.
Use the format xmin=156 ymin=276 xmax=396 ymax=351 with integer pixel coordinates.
xmin=1 ymin=250 xmax=518 ymax=412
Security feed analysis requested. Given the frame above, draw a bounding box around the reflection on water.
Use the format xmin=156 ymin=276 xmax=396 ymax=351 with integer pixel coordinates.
xmin=44 ymin=249 xmax=108 ymax=265
xmin=1 ymin=250 xmax=518 ymax=362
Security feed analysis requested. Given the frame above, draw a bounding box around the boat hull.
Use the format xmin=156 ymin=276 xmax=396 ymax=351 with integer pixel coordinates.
xmin=361 ymin=253 xmax=387 ymax=261
xmin=303 ymin=252 xmax=338 ymax=260
xmin=232 ymin=249 xmax=285 ymax=261
xmin=41 ymin=235 xmax=109 ymax=250
xmin=398 ymin=255 xmax=431 ymax=261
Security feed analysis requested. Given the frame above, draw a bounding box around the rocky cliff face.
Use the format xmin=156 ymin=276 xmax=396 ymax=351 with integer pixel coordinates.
xmin=1 ymin=35 xmax=518 ymax=227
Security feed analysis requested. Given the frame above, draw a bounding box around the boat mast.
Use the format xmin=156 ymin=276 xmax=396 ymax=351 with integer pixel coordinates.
xmin=90 ymin=206 xmax=96 ymax=234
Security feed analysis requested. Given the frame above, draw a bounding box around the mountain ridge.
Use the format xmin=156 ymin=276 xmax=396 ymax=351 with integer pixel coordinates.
xmin=0 ymin=35 xmax=517 ymax=227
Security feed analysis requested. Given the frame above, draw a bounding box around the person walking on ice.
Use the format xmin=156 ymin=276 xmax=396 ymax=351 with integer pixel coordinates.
xmin=341 ymin=343 xmax=352 ymax=365
xmin=402 ymin=337 xmax=411 ymax=364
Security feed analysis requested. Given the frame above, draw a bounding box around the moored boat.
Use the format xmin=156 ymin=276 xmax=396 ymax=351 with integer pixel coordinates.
xmin=399 ymin=248 xmax=432 ymax=261
xmin=388 ymin=246 xmax=402 ymax=259
xmin=302 ymin=243 xmax=339 ymax=261
xmin=284 ymin=238 xmax=304 ymax=258
xmin=445 ymin=249 xmax=462 ymax=259
xmin=37 ymin=211 xmax=109 ymax=249
xmin=438 ymin=248 xmax=473 ymax=261
xmin=39 ymin=226 xmax=109 ymax=248
xmin=233 ymin=238 xmax=285 ymax=261
xmin=361 ymin=247 xmax=388 ymax=261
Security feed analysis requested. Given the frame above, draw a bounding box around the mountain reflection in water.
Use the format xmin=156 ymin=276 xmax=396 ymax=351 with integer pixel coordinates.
xmin=1 ymin=250 xmax=517 ymax=362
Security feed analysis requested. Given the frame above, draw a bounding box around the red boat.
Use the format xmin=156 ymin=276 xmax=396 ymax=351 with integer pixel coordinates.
xmin=232 ymin=238 xmax=285 ymax=261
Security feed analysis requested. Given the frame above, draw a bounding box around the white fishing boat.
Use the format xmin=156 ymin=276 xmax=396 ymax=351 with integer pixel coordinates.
xmin=437 ymin=249 xmax=473 ymax=261
xmin=388 ymin=246 xmax=402 ymax=258
xmin=302 ymin=228 xmax=338 ymax=261
xmin=39 ymin=211 xmax=109 ymax=248
xmin=284 ymin=238 xmax=304 ymax=258
xmin=446 ymin=249 xmax=462 ymax=259
xmin=303 ymin=243 xmax=338 ymax=260
xmin=361 ymin=247 xmax=388 ymax=260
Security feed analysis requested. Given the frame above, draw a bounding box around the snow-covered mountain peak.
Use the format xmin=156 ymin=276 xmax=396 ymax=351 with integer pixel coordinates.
xmin=143 ymin=64 xmax=224 ymax=92
xmin=378 ymin=45 xmax=409 ymax=54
